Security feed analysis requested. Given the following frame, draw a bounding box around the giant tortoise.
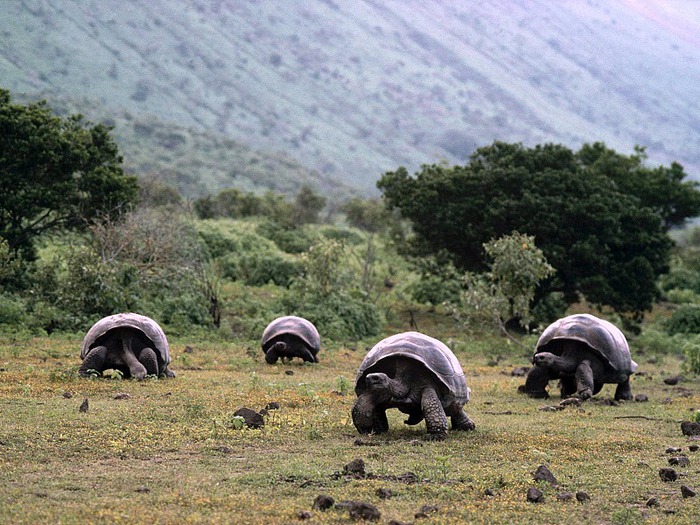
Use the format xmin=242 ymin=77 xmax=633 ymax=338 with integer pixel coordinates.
xmin=261 ymin=315 xmax=320 ymax=364
xmin=522 ymin=313 xmax=637 ymax=400
xmin=352 ymin=331 xmax=475 ymax=441
xmin=79 ymin=313 xmax=175 ymax=379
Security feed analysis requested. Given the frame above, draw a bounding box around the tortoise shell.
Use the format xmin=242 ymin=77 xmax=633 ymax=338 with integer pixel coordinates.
xmin=355 ymin=331 xmax=470 ymax=403
xmin=261 ymin=316 xmax=320 ymax=355
xmin=535 ymin=314 xmax=637 ymax=376
xmin=81 ymin=313 xmax=171 ymax=368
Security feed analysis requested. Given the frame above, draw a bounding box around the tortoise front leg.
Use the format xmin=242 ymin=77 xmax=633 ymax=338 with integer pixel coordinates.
xmin=421 ymin=386 xmax=448 ymax=441
xmin=614 ymin=378 xmax=633 ymax=401
xmin=575 ymin=360 xmax=595 ymax=400
xmin=79 ymin=346 xmax=107 ymax=376
xmin=265 ymin=342 xmax=285 ymax=364
xmin=522 ymin=366 xmax=552 ymax=398
xmin=559 ymin=376 xmax=577 ymax=398
xmin=352 ymin=392 xmax=385 ymax=434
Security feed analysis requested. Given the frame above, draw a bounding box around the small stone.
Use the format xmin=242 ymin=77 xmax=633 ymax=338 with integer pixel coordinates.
xmin=681 ymin=421 xmax=700 ymax=436
xmin=559 ymin=397 xmax=582 ymax=407
xmin=526 ymin=487 xmax=544 ymax=503
xmin=414 ymin=504 xmax=438 ymax=519
xmin=347 ymin=501 xmax=381 ymax=521
xmin=689 ymin=445 xmax=699 ymax=452
xmin=659 ymin=467 xmax=679 ymax=482
xmin=533 ymin=464 xmax=558 ymax=485
xmin=645 ymin=497 xmax=660 ymax=507
xmin=264 ymin=401 xmax=281 ymax=410
xmin=668 ymin=456 xmax=690 ymax=467
xmin=634 ymin=394 xmax=649 ymax=402
xmin=664 ymin=375 xmax=684 ymax=385
xmin=312 ymin=494 xmax=334 ymax=511
xmin=233 ymin=407 xmax=265 ymax=428
xmin=183 ymin=345 xmax=194 ymax=353
xmin=135 ymin=486 xmax=150 ymax=493
xmin=409 ymin=439 xmax=424 ymax=447
xmin=376 ymin=488 xmax=393 ymax=499
xmin=79 ymin=398 xmax=89 ymax=413
xmin=484 ymin=488 xmax=495 ymax=497
xmin=680 ymin=485 xmax=696 ymax=498
xmin=285 ymin=370 xmax=294 ymax=376
xmin=666 ymin=447 xmax=682 ymax=454
xmin=343 ymin=458 xmax=366 ymax=477
xmin=353 ymin=438 xmax=380 ymax=447
xmin=113 ymin=392 xmax=131 ymax=400
xmin=62 ymin=391 xmax=73 ymax=399
xmin=387 ymin=521 xmax=411 ymax=525
xmin=575 ymin=491 xmax=590 ymax=503
xmin=556 ymin=491 xmax=574 ymax=501
xmin=297 ymin=510 xmax=312 ymax=520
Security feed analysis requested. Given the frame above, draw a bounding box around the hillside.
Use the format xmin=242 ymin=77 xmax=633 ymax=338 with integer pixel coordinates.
xmin=2 ymin=0 xmax=700 ymax=196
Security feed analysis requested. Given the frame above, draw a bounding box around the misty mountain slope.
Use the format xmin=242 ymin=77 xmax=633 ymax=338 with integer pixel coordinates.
xmin=2 ymin=0 xmax=699 ymax=196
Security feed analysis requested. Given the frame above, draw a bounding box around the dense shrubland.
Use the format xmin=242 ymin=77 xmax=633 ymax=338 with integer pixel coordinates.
xmin=4 ymin=90 xmax=700 ymax=374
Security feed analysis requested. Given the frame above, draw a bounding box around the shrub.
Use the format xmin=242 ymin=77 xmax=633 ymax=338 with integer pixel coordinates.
xmin=682 ymin=337 xmax=700 ymax=375
xmin=666 ymin=304 xmax=700 ymax=335
xmin=234 ymin=253 xmax=302 ymax=287
xmin=256 ymin=221 xmax=315 ymax=254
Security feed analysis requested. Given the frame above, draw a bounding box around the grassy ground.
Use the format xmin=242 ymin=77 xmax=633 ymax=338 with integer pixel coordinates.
xmin=1 ymin=316 xmax=698 ymax=524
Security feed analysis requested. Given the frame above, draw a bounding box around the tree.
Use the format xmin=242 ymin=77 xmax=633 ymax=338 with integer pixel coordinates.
xmin=291 ymin=185 xmax=327 ymax=225
xmin=0 ymin=89 xmax=137 ymax=259
xmin=378 ymin=141 xmax=692 ymax=316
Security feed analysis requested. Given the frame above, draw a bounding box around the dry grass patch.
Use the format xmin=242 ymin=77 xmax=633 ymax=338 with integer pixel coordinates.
xmin=1 ymin=332 xmax=699 ymax=524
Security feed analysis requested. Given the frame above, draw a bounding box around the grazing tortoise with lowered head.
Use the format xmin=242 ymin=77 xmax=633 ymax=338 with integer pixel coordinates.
xmin=261 ymin=316 xmax=320 ymax=364
xmin=522 ymin=313 xmax=637 ymax=400
xmin=352 ymin=331 xmax=475 ymax=441
xmin=79 ymin=313 xmax=175 ymax=379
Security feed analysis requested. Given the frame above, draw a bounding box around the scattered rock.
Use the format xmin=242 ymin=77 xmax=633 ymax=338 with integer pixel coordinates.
xmin=668 ymin=456 xmax=690 ymax=467
xmin=634 ymin=394 xmax=649 ymax=402
xmin=414 ymin=505 xmax=438 ymax=519
xmin=484 ymin=488 xmax=495 ymax=497
xmin=661 ymin=397 xmax=674 ymax=405
xmin=559 ymin=397 xmax=582 ymax=407
xmin=666 ymin=447 xmax=682 ymax=454
xmin=113 ymin=392 xmax=131 ymax=400
xmin=233 ymin=407 xmax=265 ymax=429
xmin=511 ymin=366 xmax=530 ymax=377
xmin=312 ymin=494 xmax=334 ymax=511
xmin=681 ymin=421 xmax=700 ymax=436
xmin=285 ymin=370 xmax=294 ymax=376
xmin=345 ymin=501 xmax=381 ymax=521
xmin=575 ymin=491 xmax=590 ymax=503
xmin=265 ymin=401 xmax=281 ymax=411
xmin=526 ymin=487 xmax=544 ymax=503
xmin=690 ymin=445 xmax=699 ymax=452
xmin=376 ymin=488 xmax=393 ymax=499
xmin=409 ymin=440 xmax=424 ymax=447
xmin=396 ymin=472 xmax=419 ymax=484
xmin=539 ymin=405 xmax=563 ymax=412
xmin=183 ymin=345 xmax=194 ymax=353
xmin=533 ymin=465 xmax=558 ymax=486
xmin=62 ymin=391 xmax=73 ymax=399
xmin=354 ymin=438 xmax=381 ymax=447
xmin=664 ymin=375 xmax=684 ymax=385
xmin=680 ymin=485 xmax=696 ymax=498
xmin=659 ymin=468 xmax=679 ymax=482
xmin=387 ymin=521 xmax=411 ymax=525
xmin=646 ymin=497 xmax=660 ymax=507
xmin=135 ymin=486 xmax=150 ymax=493
xmin=79 ymin=398 xmax=89 ymax=413
xmin=297 ymin=510 xmax=312 ymax=520
xmin=344 ymin=458 xmax=366 ymax=477
xmin=215 ymin=446 xmax=233 ymax=454
xmin=556 ymin=492 xmax=574 ymax=501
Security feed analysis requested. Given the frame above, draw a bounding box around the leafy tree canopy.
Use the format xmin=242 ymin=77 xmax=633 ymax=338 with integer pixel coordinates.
xmin=378 ymin=141 xmax=699 ymax=315
xmin=0 ymin=89 xmax=138 ymax=259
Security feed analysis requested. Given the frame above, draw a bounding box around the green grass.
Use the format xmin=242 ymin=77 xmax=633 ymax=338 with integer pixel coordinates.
xmin=0 ymin=325 xmax=698 ymax=524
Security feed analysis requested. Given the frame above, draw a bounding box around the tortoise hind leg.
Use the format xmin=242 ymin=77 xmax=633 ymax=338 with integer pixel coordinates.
xmin=421 ymin=386 xmax=448 ymax=441
xmin=559 ymin=376 xmax=577 ymax=398
xmin=614 ymin=378 xmax=633 ymax=401
xmin=79 ymin=346 xmax=107 ymax=376
xmin=138 ymin=347 xmax=159 ymax=377
xmin=574 ymin=360 xmax=595 ymax=400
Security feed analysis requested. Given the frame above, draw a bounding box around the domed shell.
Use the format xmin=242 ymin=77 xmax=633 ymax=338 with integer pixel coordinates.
xmin=81 ymin=313 xmax=171 ymax=366
xmin=261 ymin=316 xmax=321 ymax=355
xmin=535 ymin=314 xmax=637 ymax=376
xmin=355 ymin=331 xmax=470 ymax=402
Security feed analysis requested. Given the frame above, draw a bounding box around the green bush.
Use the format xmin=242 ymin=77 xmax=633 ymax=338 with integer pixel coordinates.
xmin=681 ymin=337 xmax=700 ymax=375
xmin=256 ymin=221 xmax=315 ymax=254
xmin=234 ymin=253 xmax=301 ymax=287
xmin=666 ymin=304 xmax=700 ymax=335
